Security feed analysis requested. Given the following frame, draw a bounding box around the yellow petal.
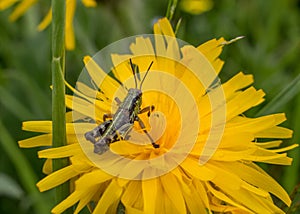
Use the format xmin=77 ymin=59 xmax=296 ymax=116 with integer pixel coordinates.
xmin=182 ymin=188 xmax=207 ymax=214
xmin=211 ymin=58 xmax=224 ymax=74
xmin=65 ymin=81 xmax=96 ymax=104
xmin=226 ymin=87 xmax=265 ymax=120
xmin=83 ymin=55 xmax=123 ymax=101
xmin=206 ymin=182 xmax=251 ymax=212
xmin=18 ymin=133 xmax=51 ymax=148
xmin=81 ymin=0 xmax=97 ymax=7
xmin=207 ymin=161 xmax=243 ymax=191
xmin=9 ymin=0 xmax=37 ymax=21
xmin=142 ymin=178 xmax=157 ymax=214
xmin=255 ymin=140 xmax=282 ymax=149
xmin=93 ymin=179 xmax=123 ymax=213
xmin=226 ymin=114 xmax=286 ymax=135
xmin=22 ymin=121 xmax=52 ymax=133
xmin=197 ymin=38 xmax=224 ymax=63
xmin=0 ymin=0 xmax=18 ymax=10
xmin=160 ymin=173 xmax=186 ymax=213
xmin=37 ymin=164 xmax=90 ymax=192
xmin=153 ymin=26 xmax=167 ymax=56
xmin=192 ymin=179 xmax=211 ymax=211
xmin=246 ymin=148 xmax=293 ymax=165
xmin=130 ymin=37 xmax=155 ymax=56
xmin=42 ymin=158 xmax=52 ymax=174
xmin=75 ymin=82 xmax=98 ymax=101
xmin=52 ymin=190 xmax=84 ymax=214
xmin=180 ymin=0 xmax=213 ymax=15
xmin=75 ymin=169 xmax=113 ymax=189
xmin=222 ymin=72 xmax=254 ymax=98
xmin=241 ymin=182 xmax=269 ymax=198
xmin=74 ymin=186 xmax=99 ymax=214
xmin=180 ymin=157 xmax=215 ymax=180
xmin=211 ymin=149 xmax=256 ymax=162
xmin=153 ymin=18 xmax=180 ymax=61
xmin=153 ymin=17 xmax=175 ymax=37
xmin=65 ymin=0 xmax=76 ymax=50
xmin=66 ymin=95 xmax=95 ymax=119
xmin=38 ymin=143 xmax=82 ymax=158
xmin=122 ymin=181 xmax=143 ymax=211
xmin=172 ymin=168 xmax=208 ymax=214
xmin=163 ymin=193 xmax=180 ymax=213
xmin=268 ymin=145 xmax=298 ymax=155
xmin=22 ymin=121 xmax=89 ymax=135
xmin=37 ymin=8 xmax=52 ymax=31
xmin=255 ymin=126 xmax=293 ymax=139
xmin=110 ymin=141 xmax=145 ymax=155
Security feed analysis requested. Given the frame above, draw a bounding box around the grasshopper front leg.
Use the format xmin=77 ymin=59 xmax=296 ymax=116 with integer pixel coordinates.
xmin=103 ymin=113 xmax=114 ymax=121
xmin=136 ymin=116 xmax=159 ymax=148
xmin=139 ymin=105 xmax=155 ymax=117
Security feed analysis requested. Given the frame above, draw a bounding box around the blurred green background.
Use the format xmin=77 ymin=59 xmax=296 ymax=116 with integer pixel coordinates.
xmin=0 ymin=0 xmax=299 ymax=213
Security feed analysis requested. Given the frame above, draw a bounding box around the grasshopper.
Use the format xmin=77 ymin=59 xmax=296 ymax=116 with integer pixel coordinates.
xmin=85 ymin=59 xmax=160 ymax=154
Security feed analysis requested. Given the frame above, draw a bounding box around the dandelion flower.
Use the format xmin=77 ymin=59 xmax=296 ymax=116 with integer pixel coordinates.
xmin=19 ymin=18 xmax=297 ymax=213
xmin=0 ymin=0 xmax=97 ymax=50
xmin=180 ymin=0 xmax=213 ymax=15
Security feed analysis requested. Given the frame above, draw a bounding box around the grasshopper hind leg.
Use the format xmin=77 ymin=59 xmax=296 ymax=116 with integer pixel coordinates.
xmin=94 ymin=138 xmax=111 ymax=154
xmin=84 ymin=120 xmax=112 ymax=144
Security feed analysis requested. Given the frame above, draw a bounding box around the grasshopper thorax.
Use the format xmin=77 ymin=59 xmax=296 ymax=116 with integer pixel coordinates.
xmin=121 ymin=88 xmax=142 ymax=112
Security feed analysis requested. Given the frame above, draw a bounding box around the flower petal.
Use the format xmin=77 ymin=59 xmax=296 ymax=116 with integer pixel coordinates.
xmin=22 ymin=121 xmax=52 ymax=133
xmin=65 ymin=0 xmax=76 ymax=50
xmin=37 ymin=163 xmax=90 ymax=192
xmin=81 ymin=0 xmax=97 ymax=7
xmin=93 ymin=179 xmax=123 ymax=213
xmin=9 ymin=0 xmax=37 ymax=21
xmin=38 ymin=143 xmax=82 ymax=158
xmin=37 ymin=8 xmax=52 ymax=31
xmin=18 ymin=133 xmax=51 ymax=148
xmin=0 ymin=0 xmax=18 ymax=10
xmin=160 ymin=173 xmax=186 ymax=213
xmin=180 ymin=157 xmax=215 ymax=180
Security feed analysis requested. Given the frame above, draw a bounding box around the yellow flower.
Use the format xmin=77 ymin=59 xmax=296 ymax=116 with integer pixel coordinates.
xmin=180 ymin=0 xmax=213 ymax=15
xmin=0 ymin=0 xmax=97 ymax=50
xmin=19 ymin=18 xmax=297 ymax=213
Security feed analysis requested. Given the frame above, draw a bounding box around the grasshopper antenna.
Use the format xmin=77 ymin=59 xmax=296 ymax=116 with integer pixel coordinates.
xmin=129 ymin=58 xmax=138 ymax=89
xmin=139 ymin=61 xmax=153 ymax=90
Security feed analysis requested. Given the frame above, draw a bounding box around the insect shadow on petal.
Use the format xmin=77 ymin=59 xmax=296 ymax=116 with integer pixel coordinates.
xmin=84 ymin=59 xmax=160 ymax=154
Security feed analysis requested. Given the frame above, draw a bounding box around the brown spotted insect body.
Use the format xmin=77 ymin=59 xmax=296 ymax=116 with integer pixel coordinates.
xmin=85 ymin=59 xmax=159 ymax=154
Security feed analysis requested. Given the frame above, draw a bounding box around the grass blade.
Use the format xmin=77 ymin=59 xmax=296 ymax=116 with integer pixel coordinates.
xmin=256 ymin=73 xmax=300 ymax=116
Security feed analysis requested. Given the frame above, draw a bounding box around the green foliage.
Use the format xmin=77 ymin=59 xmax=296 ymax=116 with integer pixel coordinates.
xmin=0 ymin=0 xmax=299 ymax=213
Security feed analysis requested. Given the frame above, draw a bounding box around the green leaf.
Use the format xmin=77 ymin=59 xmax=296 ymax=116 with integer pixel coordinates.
xmin=0 ymin=121 xmax=50 ymax=213
xmin=117 ymin=202 xmax=125 ymax=214
xmin=0 ymin=86 xmax=34 ymax=120
xmin=286 ymin=184 xmax=300 ymax=214
xmin=256 ymin=73 xmax=300 ymax=116
xmin=0 ymin=173 xmax=23 ymax=199
xmin=166 ymin=0 xmax=178 ymax=22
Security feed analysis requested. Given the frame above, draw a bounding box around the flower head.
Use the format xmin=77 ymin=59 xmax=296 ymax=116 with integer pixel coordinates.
xmin=180 ymin=0 xmax=213 ymax=15
xmin=19 ymin=18 xmax=297 ymax=213
xmin=0 ymin=0 xmax=97 ymax=50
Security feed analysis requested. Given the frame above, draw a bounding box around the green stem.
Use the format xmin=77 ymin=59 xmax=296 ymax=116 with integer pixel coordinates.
xmin=51 ymin=0 xmax=70 ymax=212
xmin=0 ymin=121 xmax=50 ymax=213
xmin=166 ymin=0 xmax=178 ymax=22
